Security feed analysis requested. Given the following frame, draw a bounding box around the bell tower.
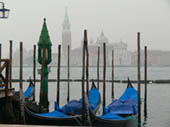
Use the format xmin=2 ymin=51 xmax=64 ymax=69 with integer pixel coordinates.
xmin=62 ymin=7 xmax=71 ymax=54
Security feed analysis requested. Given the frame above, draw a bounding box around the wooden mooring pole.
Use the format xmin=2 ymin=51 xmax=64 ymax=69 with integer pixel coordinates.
xmin=81 ymin=30 xmax=86 ymax=126
xmin=33 ymin=45 xmax=36 ymax=101
xmin=97 ymin=47 xmax=100 ymax=89
xmin=0 ymin=43 xmax=1 ymax=67
xmin=85 ymin=31 xmax=89 ymax=96
xmin=39 ymin=40 xmax=46 ymax=112
xmin=19 ymin=42 xmax=23 ymax=90
xmin=144 ymin=46 xmax=147 ymax=117
xmin=111 ymin=50 xmax=114 ymax=100
xmin=103 ymin=43 xmax=106 ymax=115
xmin=56 ymin=45 xmax=61 ymax=106
xmin=67 ymin=45 xmax=70 ymax=103
xmin=137 ymin=32 xmax=141 ymax=127
xmin=19 ymin=42 xmax=25 ymax=123
xmin=9 ymin=40 xmax=12 ymax=88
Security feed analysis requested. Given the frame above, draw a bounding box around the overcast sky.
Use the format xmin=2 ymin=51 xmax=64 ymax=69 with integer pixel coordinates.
xmin=0 ymin=0 xmax=170 ymax=56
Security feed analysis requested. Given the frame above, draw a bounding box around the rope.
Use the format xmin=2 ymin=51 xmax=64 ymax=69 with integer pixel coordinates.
xmin=73 ymin=116 xmax=82 ymax=126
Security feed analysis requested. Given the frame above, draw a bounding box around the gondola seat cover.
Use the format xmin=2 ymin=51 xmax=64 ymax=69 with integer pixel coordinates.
xmin=101 ymin=86 xmax=138 ymax=120
xmin=36 ymin=110 xmax=68 ymax=118
xmin=107 ymin=87 xmax=138 ymax=115
xmin=56 ymin=87 xmax=100 ymax=115
xmin=100 ymin=112 xmax=124 ymax=120
xmin=24 ymin=85 xmax=34 ymax=98
xmin=107 ymin=99 xmax=138 ymax=115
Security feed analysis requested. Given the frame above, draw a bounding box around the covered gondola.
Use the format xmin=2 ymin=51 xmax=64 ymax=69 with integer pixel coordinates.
xmin=90 ymin=79 xmax=138 ymax=127
xmin=24 ymin=82 xmax=101 ymax=126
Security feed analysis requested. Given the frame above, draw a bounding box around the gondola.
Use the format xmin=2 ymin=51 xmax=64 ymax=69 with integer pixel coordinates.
xmin=24 ymin=79 xmax=40 ymax=113
xmin=24 ymin=81 xmax=101 ymax=126
xmin=14 ymin=79 xmax=35 ymax=102
xmin=90 ymin=79 xmax=138 ymax=127
xmin=24 ymin=79 xmax=35 ymax=101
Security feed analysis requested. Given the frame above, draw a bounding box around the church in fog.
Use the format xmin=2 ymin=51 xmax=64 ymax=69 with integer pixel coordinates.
xmin=59 ymin=8 xmax=131 ymax=66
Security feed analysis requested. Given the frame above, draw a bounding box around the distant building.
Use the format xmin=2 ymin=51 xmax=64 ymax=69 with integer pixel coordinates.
xmin=131 ymin=50 xmax=170 ymax=66
xmin=60 ymin=8 xmax=132 ymax=66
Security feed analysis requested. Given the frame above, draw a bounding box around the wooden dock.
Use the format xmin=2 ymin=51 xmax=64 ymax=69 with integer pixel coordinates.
xmin=0 ymin=125 xmax=82 ymax=127
xmin=0 ymin=88 xmax=14 ymax=98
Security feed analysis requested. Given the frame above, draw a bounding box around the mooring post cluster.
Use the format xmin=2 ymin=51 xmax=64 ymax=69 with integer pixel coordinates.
xmin=0 ymin=23 xmax=149 ymax=126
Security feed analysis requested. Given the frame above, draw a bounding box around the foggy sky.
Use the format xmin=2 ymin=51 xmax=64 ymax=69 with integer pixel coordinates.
xmin=0 ymin=0 xmax=170 ymax=57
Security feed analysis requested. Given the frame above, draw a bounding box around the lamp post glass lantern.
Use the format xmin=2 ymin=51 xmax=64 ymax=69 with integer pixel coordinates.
xmin=0 ymin=2 xmax=10 ymax=18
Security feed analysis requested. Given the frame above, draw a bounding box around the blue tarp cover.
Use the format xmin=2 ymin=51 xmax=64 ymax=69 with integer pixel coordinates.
xmin=55 ymin=87 xmax=100 ymax=115
xmin=38 ymin=87 xmax=100 ymax=118
xmin=60 ymin=100 xmax=82 ymax=115
xmin=100 ymin=112 xmax=124 ymax=120
xmin=107 ymin=99 xmax=138 ymax=115
xmin=89 ymin=88 xmax=100 ymax=110
xmin=36 ymin=110 xmax=68 ymax=118
xmin=101 ymin=86 xmax=138 ymax=120
xmin=119 ymin=87 xmax=138 ymax=103
xmin=24 ymin=85 xmax=34 ymax=98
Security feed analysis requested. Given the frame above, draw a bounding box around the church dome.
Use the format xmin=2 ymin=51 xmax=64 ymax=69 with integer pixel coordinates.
xmin=96 ymin=32 xmax=109 ymax=44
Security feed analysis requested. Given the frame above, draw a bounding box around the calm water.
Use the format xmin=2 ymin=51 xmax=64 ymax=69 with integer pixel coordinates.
xmin=12 ymin=66 xmax=170 ymax=127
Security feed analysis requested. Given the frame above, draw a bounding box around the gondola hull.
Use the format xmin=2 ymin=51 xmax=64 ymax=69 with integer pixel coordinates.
xmin=24 ymin=96 xmax=101 ymax=126
xmin=24 ymin=81 xmax=101 ymax=126
xmin=24 ymin=102 xmax=100 ymax=126
xmin=90 ymin=112 xmax=138 ymax=127
xmin=24 ymin=106 xmax=82 ymax=126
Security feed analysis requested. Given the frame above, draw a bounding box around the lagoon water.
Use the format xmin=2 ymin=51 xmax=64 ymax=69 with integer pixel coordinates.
xmin=12 ymin=66 xmax=170 ymax=127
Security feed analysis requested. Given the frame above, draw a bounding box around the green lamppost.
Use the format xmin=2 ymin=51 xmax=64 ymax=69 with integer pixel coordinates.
xmin=38 ymin=18 xmax=52 ymax=112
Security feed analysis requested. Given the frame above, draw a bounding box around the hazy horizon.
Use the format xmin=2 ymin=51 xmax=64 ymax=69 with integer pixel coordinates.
xmin=0 ymin=0 xmax=170 ymax=57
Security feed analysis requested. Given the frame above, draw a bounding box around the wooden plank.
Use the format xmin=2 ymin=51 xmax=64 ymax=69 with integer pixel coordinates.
xmin=0 ymin=83 xmax=7 ymax=87
xmin=0 ymin=88 xmax=14 ymax=98
xmin=0 ymin=62 xmax=7 ymax=73
xmin=0 ymin=73 xmax=7 ymax=84
xmin=0 ymin=125 xmax=83 ymax=127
